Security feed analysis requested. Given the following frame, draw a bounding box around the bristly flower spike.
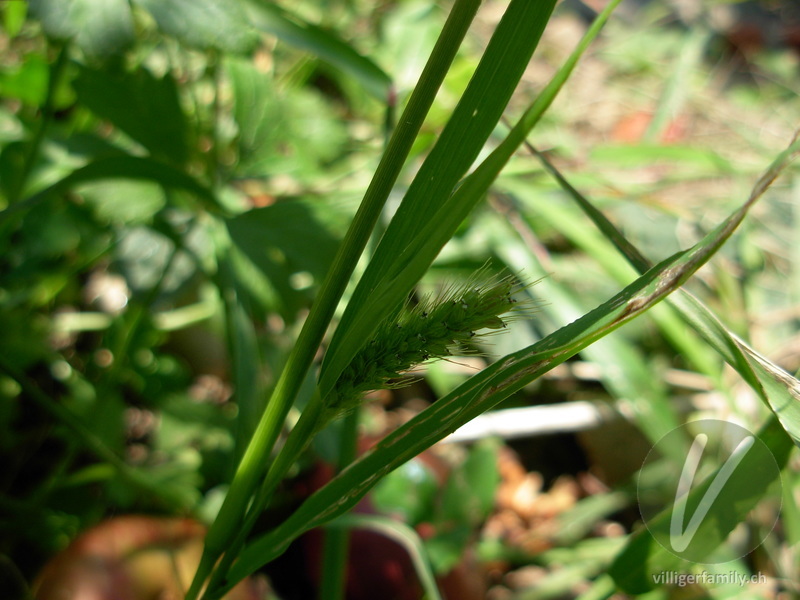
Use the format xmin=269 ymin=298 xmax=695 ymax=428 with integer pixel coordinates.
xmin=323 ymin=269 xmax=535 ymax=424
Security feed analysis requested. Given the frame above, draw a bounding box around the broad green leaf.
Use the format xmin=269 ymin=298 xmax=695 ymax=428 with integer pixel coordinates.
xmin=114 ymin=227 xmax=196 ymax=298
xmin=226 ymin=58 xmax=348 ymax=179
xmin=77 ymin=178 xmax=165 ymax=224
xmin=2 ymin=1 xmax=27 ymax=38
xmin=427 ymin=439 xmax=500 ymax=573
xmin=223 ymin=165 xmax=768 ymax=589
xmin=0 ymin=362 xmax=193 ymax=510
xmin=73 ymin=65 xmax=189 ymax=165
xmin=226 ymin=57 xmax=282 ymax=175
xmin=0 ymin=54 xmax=49 ymax=105
xmin=29 ymin=0 xmax=134 ymax=60
xmin=1 ymin=155 xmax=216 ymax=224
xmin=134 ymin=0 xmax=259 ymax=54
xmin=244 ymin=1 xmax=391 ymax=101
xmin=371 ymin=458 xmax=439 ymax=524
xmin=226 ymin=200 xmax=341 ymax=290
xmin=437 ymin=439 xmax=499 ymax=526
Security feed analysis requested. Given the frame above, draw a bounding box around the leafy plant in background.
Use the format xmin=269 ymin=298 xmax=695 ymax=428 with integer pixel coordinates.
xmin=1 ymin=0 xmax=798 ymax=599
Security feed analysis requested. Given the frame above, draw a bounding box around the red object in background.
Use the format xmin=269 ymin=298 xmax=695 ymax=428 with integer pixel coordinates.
xmin=299 ymin=453 xmax=487 ymax=600
xmin=611 ymin=110 xmax=687 ymax=144
xmin=33 ymin=516 xmax=266 ymax=600
xmin=300 ymin=462 xmax=424 ymax=600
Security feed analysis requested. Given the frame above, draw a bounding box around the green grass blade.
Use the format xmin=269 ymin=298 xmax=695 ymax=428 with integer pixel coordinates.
xmin=320 ymin=0 xmax=619 ymax=398
xmin=218 ymin=256 xmax=264 ymax=461
xmin=320 ymin=0 xmax=560 ymax=396
xmin=643 ymin=25 xmax=710 ymax=143
xmin=319 ymin=411 xmax=359 ymax=600
xmin=222 ymin=173 xmax=765 ymax=589
xmin=186 ymin=3 xmax=483 ymax=597
xmin=529 ymin=134 xmax=800 ymax=443
xmin=526 ymin=133 xmax=800 ymax=590
xmin=488 ymin=211 xmax=681 ymax=447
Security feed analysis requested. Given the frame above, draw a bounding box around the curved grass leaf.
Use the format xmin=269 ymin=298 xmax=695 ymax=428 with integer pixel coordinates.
xmin=196 ymin=5 xmax=619 ymax=595
xmin=185 ymin=3 xmax=485 ymax=597
xmin=319 ymin=0 xmax=598 ymax=398
xmin=221 ymin=172 xmax=768 ymax=590
xmin=530 ymin=135 xmax=800 ymax=445
xmin=521 ymin=134 xmax=800 ymax=589
xmin=326 ymin=514 xmax=442 ymax=600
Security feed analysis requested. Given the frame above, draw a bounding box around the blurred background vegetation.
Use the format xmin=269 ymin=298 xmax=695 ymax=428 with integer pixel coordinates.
xmin=1 ymin=0 xmax=798 ymax=598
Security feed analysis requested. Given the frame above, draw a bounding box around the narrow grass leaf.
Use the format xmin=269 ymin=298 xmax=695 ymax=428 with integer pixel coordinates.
xmin=643 ymin=26 xmax=711 ymax=142
xmin=528 ymin=134 xmax=800 ymax=589
xmin=222 ymin=170 xmax=762 ymax=589
xmin=531 ymin=134 xmax=800 ymax=443
xmin=487 ymin=210 xmax=681 ymax=447
xmin=320 ymin=0 xmax=619 ymax=399
xmin=219 ymin=258 xmax=264 ymax=461
xmin=186 ymin=4 xmax=484 ymax=596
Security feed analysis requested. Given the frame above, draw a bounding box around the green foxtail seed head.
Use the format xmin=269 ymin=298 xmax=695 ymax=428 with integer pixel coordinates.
xmin=325 ymin=271 xmax=531 ymax=423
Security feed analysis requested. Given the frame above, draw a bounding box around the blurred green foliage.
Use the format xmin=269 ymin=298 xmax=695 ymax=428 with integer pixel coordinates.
xmin=1 ymin=0 xmax=799 ymax=598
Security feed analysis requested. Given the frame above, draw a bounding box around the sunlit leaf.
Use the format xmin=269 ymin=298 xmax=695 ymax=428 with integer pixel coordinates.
xmin=29 ymin=0 xmax=134 ymax=60
xmin=134 ymin=0 xmax=258 ymax=54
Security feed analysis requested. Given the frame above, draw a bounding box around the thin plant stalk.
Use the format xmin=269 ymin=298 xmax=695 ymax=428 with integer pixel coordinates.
xmin=201 ymin=1 xmax=620 ymax=594
xmin=318 ymin=410 xmax=359 ymax=600
xmin=186 ymin=2 xmax=483 ymax=597
xmin=204 ymin=0 xmax=628 ymax=593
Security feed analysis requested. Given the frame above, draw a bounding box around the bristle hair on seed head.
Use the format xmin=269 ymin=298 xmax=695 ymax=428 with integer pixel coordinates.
xmin=322 ymin=268 xmax=536 ymax=424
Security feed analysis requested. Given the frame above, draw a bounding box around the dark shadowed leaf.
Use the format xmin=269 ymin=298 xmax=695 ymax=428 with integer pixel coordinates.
xmin=225 ymin=200 xmax=342 ymax=319
xmin=73 ymin=65 xmax=189 ymax=165
xmin=243 ymin=1 xmax=391 ymax=100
